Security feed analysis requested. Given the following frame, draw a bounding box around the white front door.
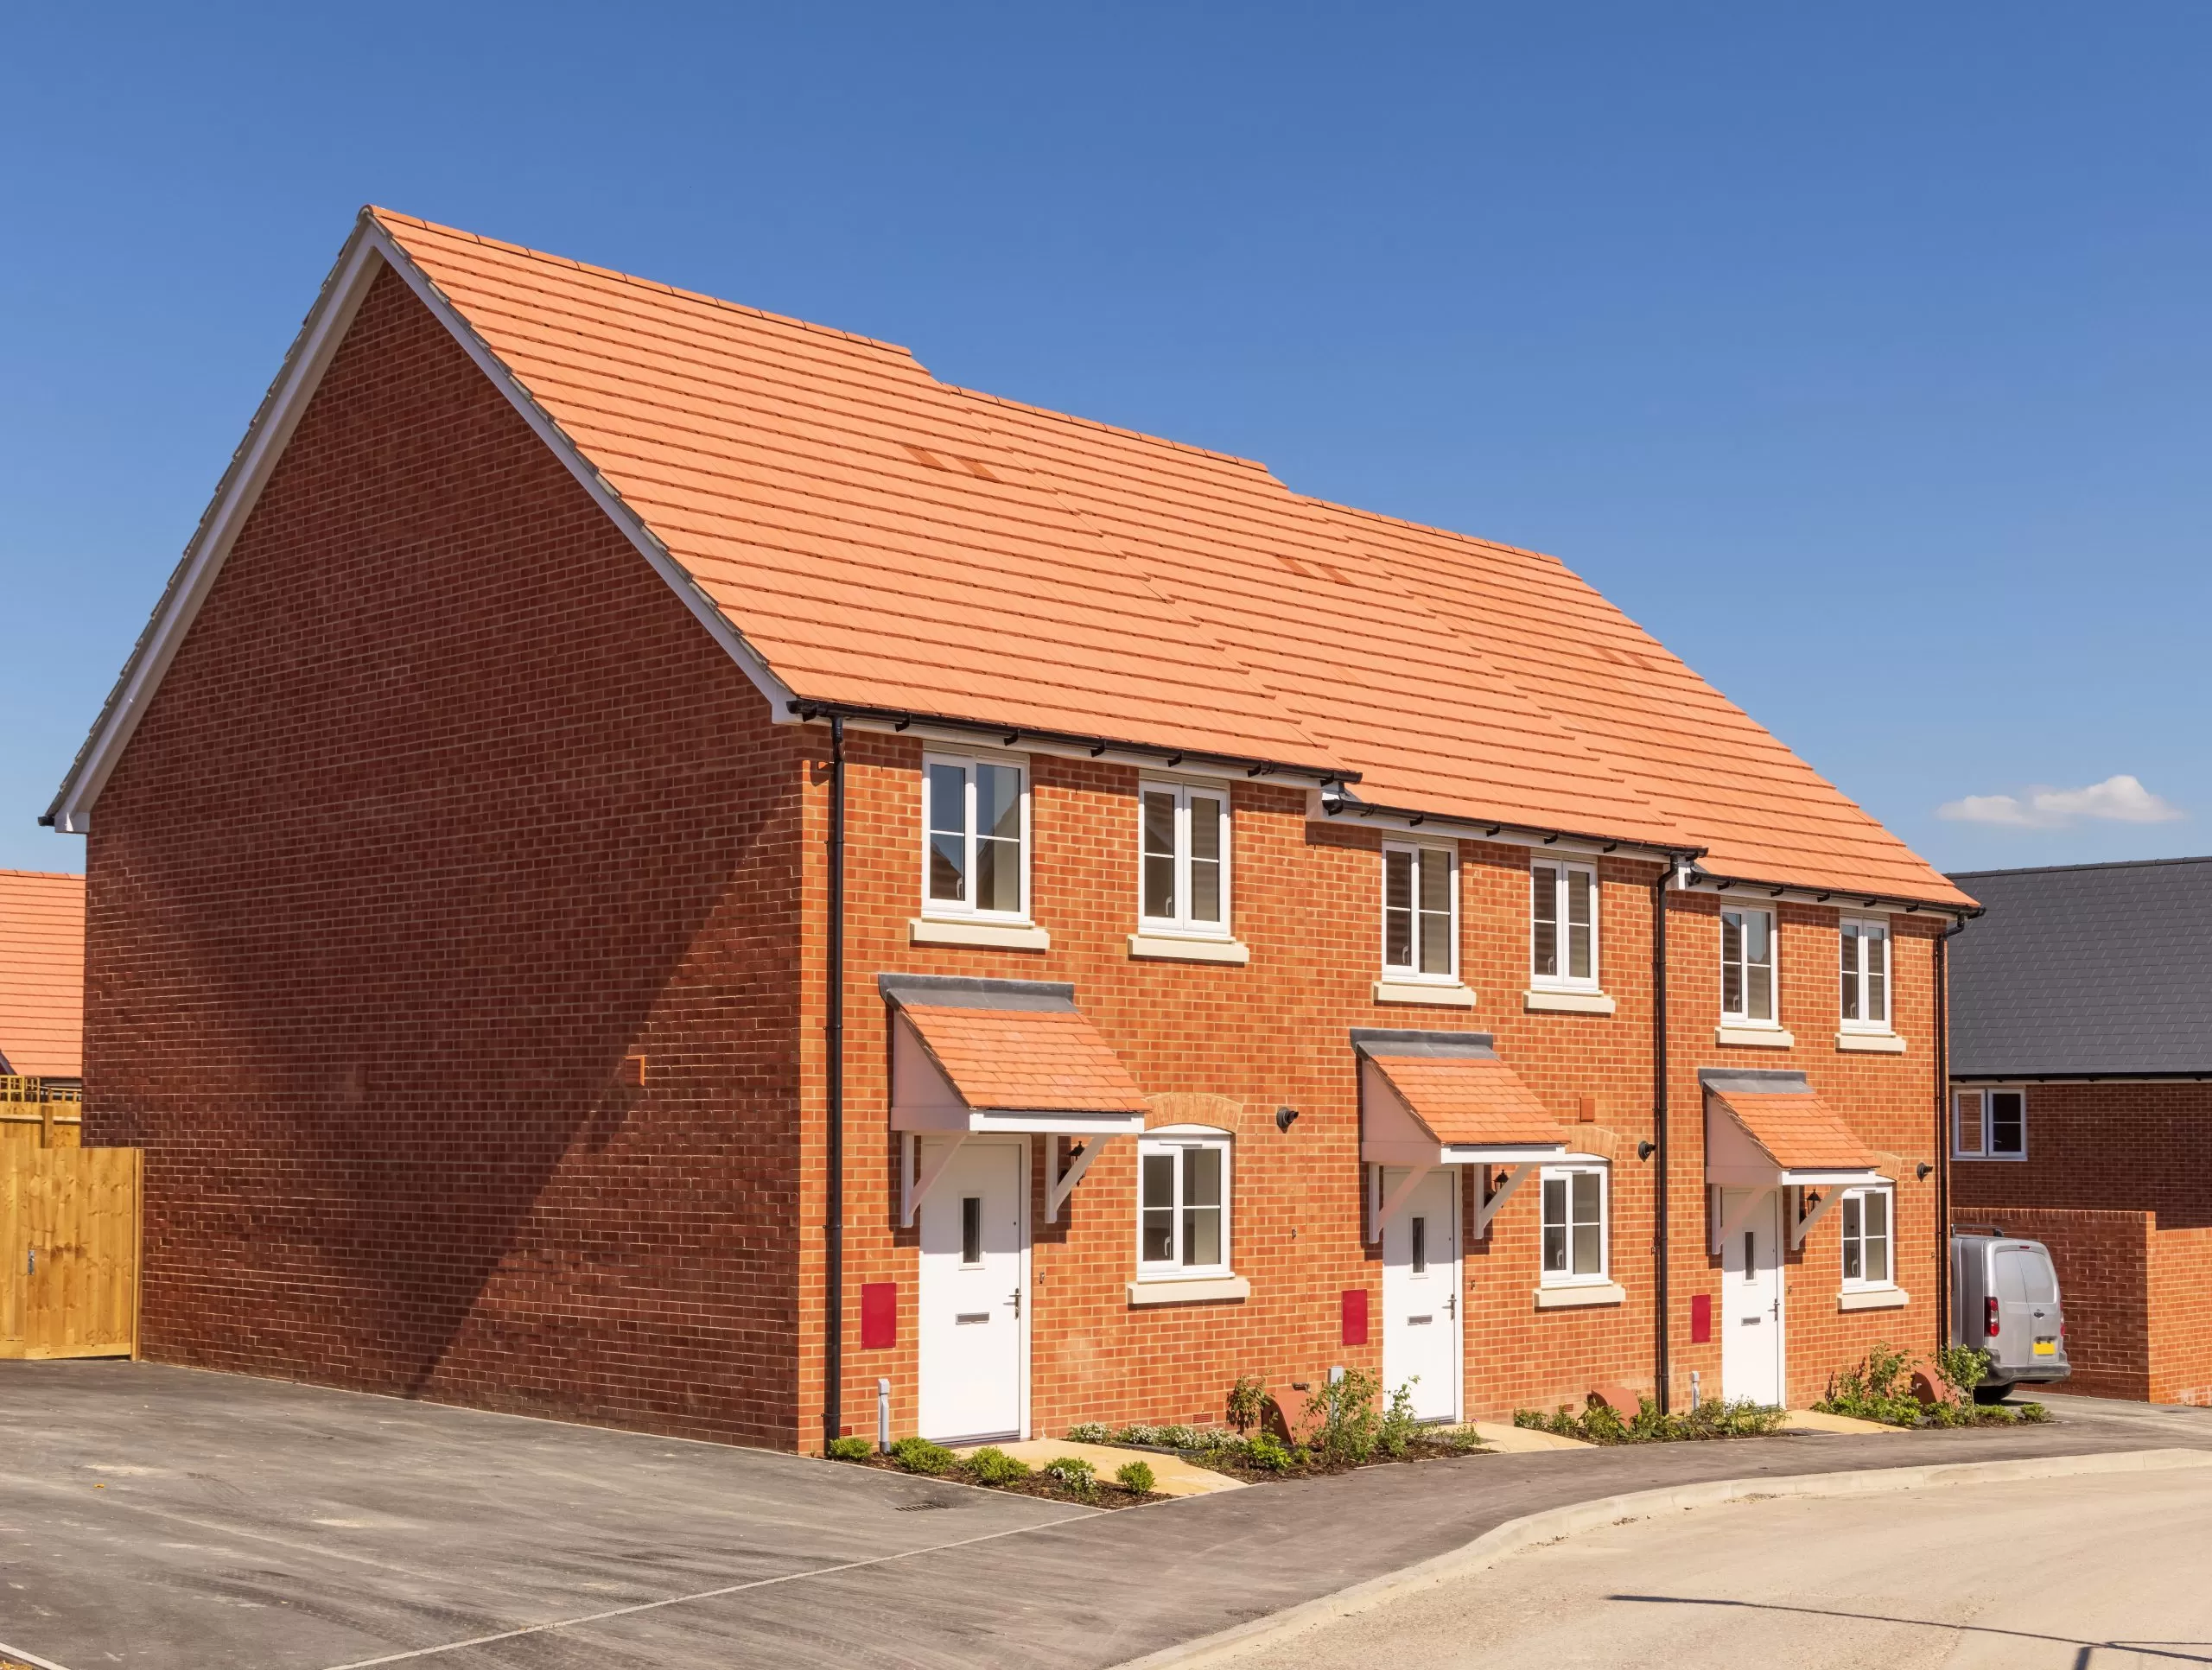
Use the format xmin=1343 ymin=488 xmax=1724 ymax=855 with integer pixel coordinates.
xmin=1720 ymin=1187 xmax=1784 ymax=1406
xmin=1382 ymin=1168 xmax=1461 ymax=1422
xmin=918 ymin=1140 xmax=1026 ymax=1442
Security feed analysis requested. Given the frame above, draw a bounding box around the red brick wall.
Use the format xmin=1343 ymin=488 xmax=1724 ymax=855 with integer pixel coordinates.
xmin=83 ymin=265 xmax=811 ymax=1447
xmin=1951 ymin=1081 xmax=2212 ymax=1229
xmin=2147 ymin=1222 xmax=2212 ymax=1406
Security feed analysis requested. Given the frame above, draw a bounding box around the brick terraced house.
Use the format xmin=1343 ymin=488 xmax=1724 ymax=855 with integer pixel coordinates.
xmin=0 ymin=869 xmax=86 ymax=1093
xmin=46 ymin=210 xmax=1977 ymax=1449
xmin=1948 ymin=858 xmax=2212 ymax=1406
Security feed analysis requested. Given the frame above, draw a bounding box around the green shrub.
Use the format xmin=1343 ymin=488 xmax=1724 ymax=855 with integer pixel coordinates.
xmin=1116 ymin=1460 xmax=1157 ymax=1494
xmin=1118 ymin=1422 xmax=1203 ymax=1450
xmin=823 ymin=1436 xmax=873 ymax=1462
xmin=1936 ymin=1344 xmax=1993 ymax=1402
xmin=1300 ymin=1368 xmax=1382 ymax=1464
xmin=887 ymin=1437 xmax=956 ymax=1476
xmin=1065 ymin=1422 xmax=1113 ymax=1444
xmin=2019 ymin=1402 xmax=2051 ymax=1423
xmin=965 ymin=1446 xmax=1031 ymax=1486
xmin=1815 ymin=1343 xmax=1923 ymax=1427
xmin=1243 ymin=1431 xmax=1294 ymax=1471
xmin=1226 ymin=1374 xmax=1268 ymax=1434
xmin=1376 ymin=1379 xmax=1421 ymax=1457
xmin=1512 ymin=1395 xmax=1784 ymax=1445
xmin=1041 ymin=1455 xmax=1097 ymax=1498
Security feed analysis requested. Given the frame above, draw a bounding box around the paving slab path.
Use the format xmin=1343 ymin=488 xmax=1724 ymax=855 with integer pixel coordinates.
xmin=0 ymin=1362 xmax=2205 ymax=1670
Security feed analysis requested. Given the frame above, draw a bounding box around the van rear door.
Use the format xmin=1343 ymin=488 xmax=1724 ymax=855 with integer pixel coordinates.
xmin=1993 ymin=1244 xmax=2059 ymax=1371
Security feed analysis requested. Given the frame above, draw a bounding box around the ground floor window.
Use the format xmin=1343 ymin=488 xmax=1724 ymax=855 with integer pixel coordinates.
xmin=1840 ymin=1186 xmax=1892 ymax=1286
xmin=1137 ymin=1130 xmax=1231 ymax=1276
xmin=1540 ymin=1165 xmax=1607 ymax=1283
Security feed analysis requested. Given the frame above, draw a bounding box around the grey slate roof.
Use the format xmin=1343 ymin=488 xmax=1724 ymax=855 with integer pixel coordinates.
xmin=1946 ymin=856 xmax=2212 ymax=1078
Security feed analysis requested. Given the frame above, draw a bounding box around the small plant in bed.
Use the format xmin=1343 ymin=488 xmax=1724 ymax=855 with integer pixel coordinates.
xmin=1815 ymin=1343 xmax=2053 ymax=1429
xmin=1515 ymin=1394 xmax=1787 ymax=1444
xmin=1065 ymin=1375 xmax=1486 ymax=1483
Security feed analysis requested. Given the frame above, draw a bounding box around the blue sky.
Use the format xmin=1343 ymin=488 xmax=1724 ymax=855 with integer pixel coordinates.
xmin=3 ymin=3 xmax=2207 ymax=877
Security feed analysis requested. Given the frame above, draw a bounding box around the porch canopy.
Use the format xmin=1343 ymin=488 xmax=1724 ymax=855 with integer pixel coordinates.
xmin=1353 ymin=1029 xmax=1571 ymax=1241
xmin=882 ymin=974 xmax=1147 ymax=1224
xmin=1701 ymin=1068 xmax=1890 ymax=1251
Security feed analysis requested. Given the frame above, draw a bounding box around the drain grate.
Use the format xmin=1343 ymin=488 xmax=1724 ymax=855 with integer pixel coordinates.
xmin=895 ymin=1499 xmax=952 ymax=1511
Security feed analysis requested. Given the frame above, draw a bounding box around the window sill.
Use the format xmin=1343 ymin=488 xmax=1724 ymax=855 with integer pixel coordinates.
xmin=1374 ymin=979 xmax=1477 ymax=1009
xmin=909 ymin=917 xmax=1051 ymax=951
xmin=1951 ymin=1152 xmax=2027 ymax=1163
xmin=1534 ymin=1280 xmax=1627 ymax=1310
xmin=1127 ymin=1274 xmax=1250 ymax=1306
xmin=1715 ymin=1024 xmax=1794 ymax=1049
xmin=1128 ymin=933 xmax=1250 ymax=965
xmin=1838 ymin=1286 xmax=1910 ymax=1311
xmin=1836 ymin=1031 xmax=1906 ymax=1054
xmin=1523 ymin=987 xmax=1617 ymax=1016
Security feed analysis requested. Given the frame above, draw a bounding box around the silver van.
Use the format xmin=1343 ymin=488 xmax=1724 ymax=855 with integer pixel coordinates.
xmin=1950 ymin=1233 xmax=2069 ymax=1400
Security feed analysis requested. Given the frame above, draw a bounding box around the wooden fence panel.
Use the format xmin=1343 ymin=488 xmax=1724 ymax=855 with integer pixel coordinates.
xmin=0 ymin=1146 xmax=140 ymax=1360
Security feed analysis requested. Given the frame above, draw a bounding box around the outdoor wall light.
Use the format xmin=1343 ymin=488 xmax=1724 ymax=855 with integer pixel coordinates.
xmin=1275 ymin=1105 xmax=1300 ymax=1132
xmin=1637 ymin=1140 xmax=1656 ymax=1160
xmin=1916 ymin=1162 xmax=1933 ymax=1180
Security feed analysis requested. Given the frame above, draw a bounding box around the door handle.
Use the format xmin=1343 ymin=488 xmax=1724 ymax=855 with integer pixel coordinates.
xmin=1007 ymin=1288 xmax=1021 ymax=1318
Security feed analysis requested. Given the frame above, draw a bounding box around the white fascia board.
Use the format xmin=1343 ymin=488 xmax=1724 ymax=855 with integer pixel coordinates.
xmin=44 ymin=210 xmax=801 ymax=836
xmin=1301 ymin=789 xmax=1681 ymax=865
xmin=1681 ymin=872 xmax=1964 ymax=919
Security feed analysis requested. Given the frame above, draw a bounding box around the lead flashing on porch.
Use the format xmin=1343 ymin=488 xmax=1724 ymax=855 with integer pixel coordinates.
xmin=879 ymin=973 xmax=1075 ymax=1012
xmin=1351 ymin=1029 xmax=1498 ymax=1060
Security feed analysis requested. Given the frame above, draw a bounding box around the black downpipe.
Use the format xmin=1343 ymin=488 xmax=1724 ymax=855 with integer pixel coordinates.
xmin=823 ymin=716 xmax=847 ymax=1451
xmin=1652 ymin=862 xmax=1673 ymax=1412
xmin=1935 ymin=915 xmax=1965 ymax=1353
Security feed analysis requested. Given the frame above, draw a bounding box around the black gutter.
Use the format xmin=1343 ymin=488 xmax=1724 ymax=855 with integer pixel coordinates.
xmin=1948 ymin=1070 xmax=2212 ymax=1083
xmin=1694 ymin=869 xmax=1986 ymax=923
xmin=823 ymin=714 xmax=847 ymax=1451
xmin=1651 ymin=860 xmax=1673 ymax=1413
xmin=1322 ymin=791 xmax=1706 ymax=868
xmin=788 ymin=698 xmax=1355 ymax=787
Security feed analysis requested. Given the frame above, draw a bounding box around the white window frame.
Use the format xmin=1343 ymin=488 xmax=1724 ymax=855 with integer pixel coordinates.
xmin=1136 ymin=778 xmax=1233 ymax=939
xmin=1530 ymin=860 xmax=1601 ymax=990
xmin=1719 ymin=905 xmax=1780 ymax=1025
xmin=1839 ymin=916 xmax=1891 ymax=1032
xmin=1538 ymin=1164 xmax=1610 ymax=1286
xmin=1135 ymin=1127 xmax=1233 ymax=1279
xmin=1952 ymin=1088 xmax=2027 ymax=1161
xmin=1838 ymin=1184 xmax=1896 ymax=1290
xmin=919 ymin=752 xmax=1032 ymax=922
xmin=1381 ymin=841 xmax=1459 ymax=983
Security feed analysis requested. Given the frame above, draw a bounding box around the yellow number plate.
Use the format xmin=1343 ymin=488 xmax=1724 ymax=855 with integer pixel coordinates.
xmin=2033 ymin=1340 xmax=2056 ymax=1356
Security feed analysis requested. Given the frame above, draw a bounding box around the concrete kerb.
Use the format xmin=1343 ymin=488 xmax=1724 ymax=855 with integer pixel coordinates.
xmin=1113 ymin=1447 xmax=2212 ymax=1669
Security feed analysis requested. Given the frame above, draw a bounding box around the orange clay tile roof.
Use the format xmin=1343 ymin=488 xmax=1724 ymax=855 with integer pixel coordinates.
xmin=0 ymin=871 xmax=85 ymax=1080
xmin=368 ymin=208 xmax=1971 ymax=907
xmin=1708 ymin=1087 xmax=1881 ymax=1173
xmin=1365 ymin=1051 xmax=1569 ymax=1148
xmin=899 ymin=1003 xmax=1147 ymax=1114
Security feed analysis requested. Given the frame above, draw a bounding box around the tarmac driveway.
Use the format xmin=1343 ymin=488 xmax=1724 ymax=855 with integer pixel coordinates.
xmin=2 ymin=1362 xmax=2207 ymax=1670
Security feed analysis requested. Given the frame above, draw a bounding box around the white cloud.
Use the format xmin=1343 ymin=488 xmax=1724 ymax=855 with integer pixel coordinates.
xmin=1938 ymin=773 xmax=2184 ymax=829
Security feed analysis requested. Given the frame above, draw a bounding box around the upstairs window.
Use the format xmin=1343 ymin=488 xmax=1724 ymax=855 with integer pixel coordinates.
xmin=1541 ymin=1165 xmax=1608 ymax=1284
xmin=924 ymin=754 xmax=1027 ymax=918
xmin=1720 ymin=906 xmax=1777 ymax=1024
xmin=1382 ymin=842 xmax=1457 ymax=980
xmin=1953 ymin=1089 xmax=2026 ymax=1159
xmin=1138 ymin=1131 xmax=1231 ymax=1276
xmin=1840 ymin=918 xmax=1890 ymax=1029
xmin=1139 ymin=782 xmax=1230 ymax=936
xmin=1532 ymin=862 xmax=1599 ymax=987
xmin=1840 ymin=1186 xmax=1892 ymax=1286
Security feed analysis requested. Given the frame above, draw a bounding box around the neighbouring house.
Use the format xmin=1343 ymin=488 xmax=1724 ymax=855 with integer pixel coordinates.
xmin=0 ymin=869 xmax=86 ymax=1102
xmin=44 ymin=209 xmax=1974 ymax=1450
xmin=1948 ymin=858 xmax=2212 ymax=1406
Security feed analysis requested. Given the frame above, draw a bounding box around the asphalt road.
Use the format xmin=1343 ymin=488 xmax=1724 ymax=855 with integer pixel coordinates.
xmin=1 ymin=1362 xmax=2207 ymax=1669
xmin=1222 ymin=1465 xmax=2212 ymax=1668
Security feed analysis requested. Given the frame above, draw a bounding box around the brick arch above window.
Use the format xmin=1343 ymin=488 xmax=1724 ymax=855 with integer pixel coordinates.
xmin=1144 ymin=1091 xmax=1251 ymax=1135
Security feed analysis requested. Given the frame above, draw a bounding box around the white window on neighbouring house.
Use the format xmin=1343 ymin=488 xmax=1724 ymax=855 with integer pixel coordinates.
xmin=923 ymin=754 xmax=1028 ymax=918
xmin=1382 ymin=842 xmax=1457 ymax=980
xmin=1532 ymin=861 xmax=1599 ymax=988
xmin=1840 ymin=1186 xmax=1892 ymax=1286
xmin=1840 ymin=918 xmax=1891 ymax=1030
xmin=1137 ymin=1130 xmax=1231 ymax=1276
xmin=1139 ymin=781 xmax=1230 ymax=936
xmin=1953 ymin=1089 xmax=2026 ymax=1160
xmin=1720 ymin=906 xmax=1777 ymax=1024
xmin=1540 ymin=1165 xmax=1608 ymax=1284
